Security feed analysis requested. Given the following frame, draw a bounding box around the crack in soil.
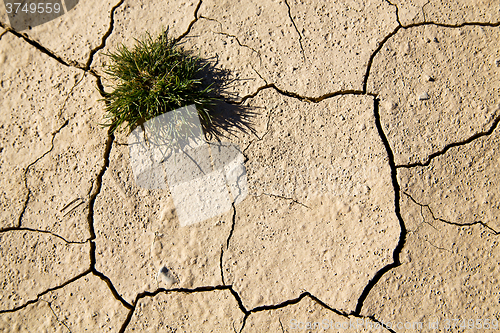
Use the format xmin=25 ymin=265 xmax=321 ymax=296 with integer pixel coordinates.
xmin=283 ymin=0 xmax=306 ymax=63
xmin=0 ymin=23 xmax=82 ymax=69
xmin=0 ymin=270 xmax=92 ymax=314
xmin=0 ymin=227 xmax=88 ymax=244
xmin=384 ymin=0 xmax=403 ymax=26
xmin=84 ymin=0 xmax=125 ymax=71
xmin=362 ymin=24 xmax=402 ymax=94
xmin=403 ymin=192 xmax=499 ymax=235
xmin=118 ymin=285 xmax=248 ymax=333
xmin=42 ymin=299 xmax=73 ymax=333
xmin=230 ymin=82 xmax=369 ymax=106
xmin=219 ymin=203 xmax=237 ymax=287
xmin=220 ymin=245 xmax=226 ymax=285
xmin=421 ymin=0 xmax=431 ymax=23
xmin=215 ymin=30 xmax=263 ymax=62
xmin=8 ymin=72 xmax=86 ymax=239
xmin=225 ymin=203 xmax=237 ymax=249
xmin=196 ymin=15 xmax=263 ymax=65
xmin=244 ymin=292 xmax=397 ymax=333
xmin=173 ymin=0 xmax=203 ymax=45
xmin=15 ymin=120 xmax=69 ymax=230
xmin=397 ymin=114 xmax=500 ymax=168
xmin=90 ymin=266 xmax=133 ymax=310
xmin=401 ymin=20 xmax=500 ymax=32
xmin=259 ymin=192 xmax=310 ymax=209
xmin=353 ymin=97 xmax=407 ymax=315
xmin=87 ymin=131 xmax=114 ymax=242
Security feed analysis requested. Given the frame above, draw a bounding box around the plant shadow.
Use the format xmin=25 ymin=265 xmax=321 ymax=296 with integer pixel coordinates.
xmin=186 ymin=51 xmax=260 ymax=142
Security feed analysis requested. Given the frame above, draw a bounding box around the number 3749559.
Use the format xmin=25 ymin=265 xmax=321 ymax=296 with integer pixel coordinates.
xmin=5 ymin=2 xmax=61 ymax=14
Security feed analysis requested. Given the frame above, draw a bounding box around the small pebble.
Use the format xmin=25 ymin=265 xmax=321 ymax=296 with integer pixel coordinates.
xmin=157 ymin=266 xmax=177 ymax=286
xmin=423 ymin=74 xmax=435 ymax=82
xmin=496 ymin=59 xmax=500 ymax=67
xmin=382 ymin=99 xmax=397 ymax=111
xmin=399 ymin=42 xmax=410 ymax=55
xmin=419 ymin=92 xmax=430 ymax=101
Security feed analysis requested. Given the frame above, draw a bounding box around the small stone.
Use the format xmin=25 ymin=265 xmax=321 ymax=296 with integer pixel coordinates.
xmin=423 ymin=74 xmax=435 ymax=82
xmin=382 ymin=99 xmax=397 ymax=112
xmin=495 ymin=59 xmax=500 ymax=67
xmin=419 ymin=92 xmax=430 ymax=101
xmin=157 ymin=266 xmax=177 ymax=287
xmin=399 ymin=42 xmax=410 ymax=55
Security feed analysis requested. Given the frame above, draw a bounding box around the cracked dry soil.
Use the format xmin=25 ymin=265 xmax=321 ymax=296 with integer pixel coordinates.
xmin=1 ymin=0 xmax=500 ymax=332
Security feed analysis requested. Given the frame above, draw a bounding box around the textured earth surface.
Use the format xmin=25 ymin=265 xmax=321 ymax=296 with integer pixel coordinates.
xmin=1 ymin=0 xmax=499 ymax=332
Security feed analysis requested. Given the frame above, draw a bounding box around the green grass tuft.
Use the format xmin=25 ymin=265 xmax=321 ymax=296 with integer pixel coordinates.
xmin=99 ymin=28 xmax=218 ymax=138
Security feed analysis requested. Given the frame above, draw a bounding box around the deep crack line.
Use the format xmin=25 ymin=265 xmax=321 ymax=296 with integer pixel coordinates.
xmin=0 ymin=13 xmax=109 ymax=91
xmin=85 ymin=131 xmax=115 ymax=308
xmin=384 ymin=0 xmax=402 ymax=26
xmin=307 ymin=293 xmax=398 ymax=333
xmin=364 ymin=315 xmax=397 ymax=333
xmin=220 ymin=245 xmax=226 ymax=285
xmin=0 ymin=270 xmax=92 ymax=314
xmin=84 ymin=0 xmax=125 ymax=70
xmin=362 ymin=24 xmax=401 ymax=94
xmin=173 ymin=0 xmax=203 ymax=45
xmin=118 ymin=285 xmax=249 ymax=333
xmin=0 ymin=23 xmax=82 ymax=69
xmin=87 ymin=130 xmax=114 ymax=242
xmin=243 ymin=292 xmax=397 ymax=332
xmin=353 ymin=97 xmax=407 ymax=315
xmin=0 ymin=227 xmax=88 ymax=244
xmin=229 ymin=82 xmax=367 ymax=106
xmin=397 ymin=114 xmax=500 ymax=168
xmin=1 ymin=0 xmax=127 ymax=72
xmin=91 ymin=267 xmax=133 ymax=310
xmin=249 ymin=292 xmax=324 ymax=314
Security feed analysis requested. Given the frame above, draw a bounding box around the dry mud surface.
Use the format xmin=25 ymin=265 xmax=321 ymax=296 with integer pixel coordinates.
xmin=1 ymin=0 xmax=499 ymax=332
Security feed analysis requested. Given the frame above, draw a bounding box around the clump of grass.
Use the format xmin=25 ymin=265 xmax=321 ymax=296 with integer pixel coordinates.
xmin=100 ymin=28 xmax=218 ymax=139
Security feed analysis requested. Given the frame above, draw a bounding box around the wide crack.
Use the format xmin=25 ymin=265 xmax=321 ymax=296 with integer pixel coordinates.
xmin=352 ymin=97 xmax=407 ymax=315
